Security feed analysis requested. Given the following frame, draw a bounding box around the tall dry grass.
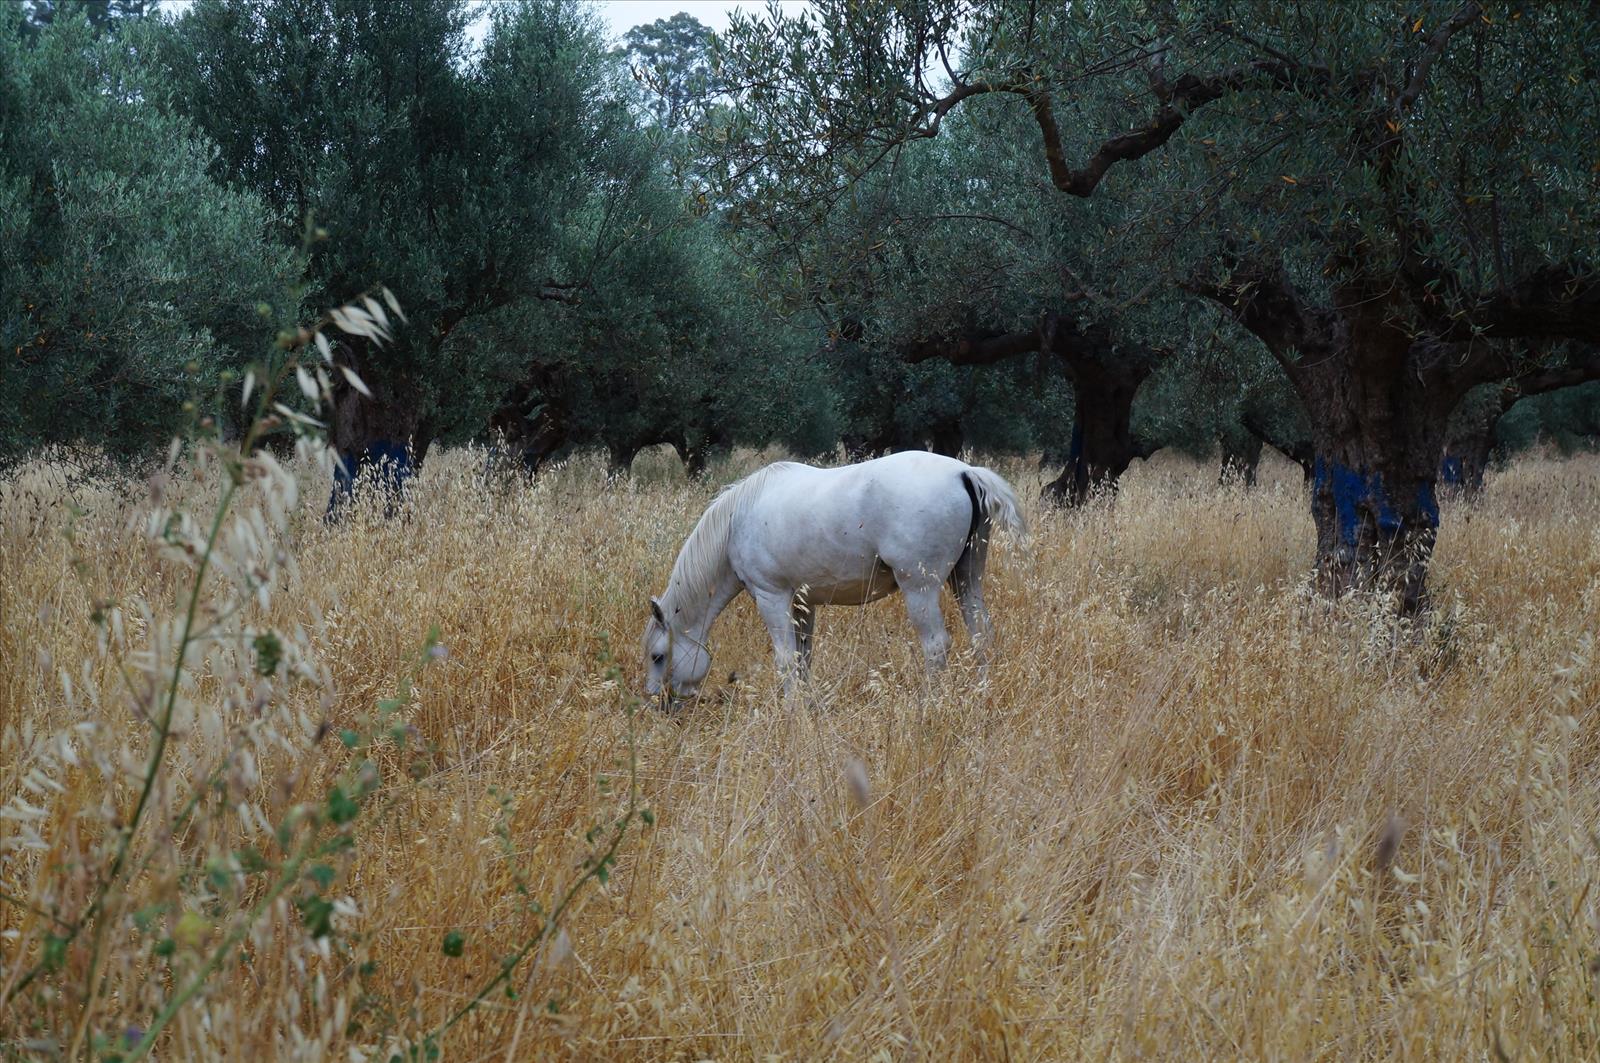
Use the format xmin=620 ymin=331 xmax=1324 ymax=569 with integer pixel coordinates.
xmin=4 ymin=445 xmax=1600 ymax=1060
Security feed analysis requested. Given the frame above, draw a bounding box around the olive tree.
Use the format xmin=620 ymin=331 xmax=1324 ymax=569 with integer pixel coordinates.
xmin=715 ymin=0 xmax=1600 ymax=609
xmin=0 ymin=6 xmax=288 ymax=468
xmin=1173 ymin=1 xmax=1600 ymax=609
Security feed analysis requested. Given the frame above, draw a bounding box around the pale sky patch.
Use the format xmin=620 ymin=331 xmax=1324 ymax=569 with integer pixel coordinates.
xmin=592 ymin=0 xmax=811 ymax=41
xmin=158 ymin=1 xmax=814 ymax=53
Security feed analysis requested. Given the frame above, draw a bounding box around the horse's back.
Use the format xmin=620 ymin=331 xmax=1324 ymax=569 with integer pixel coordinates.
xmin=729 ymin=452 xmax=981 ymax=598
xmin=748 ymin=451 xmax=974 ymax=526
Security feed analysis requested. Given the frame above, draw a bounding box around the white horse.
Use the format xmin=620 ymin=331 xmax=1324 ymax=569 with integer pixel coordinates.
xmin=644 ymin=451 xmax=1024 ymax=700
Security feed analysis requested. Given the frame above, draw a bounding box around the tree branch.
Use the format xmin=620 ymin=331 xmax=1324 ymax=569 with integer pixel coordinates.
xmin=901 ymin=310 xmax=1128 ymax=368
xmin=1393 ymin=3 xmax=1481 ymax=119
xmin=899 ymin=212 xmax=1036 ymax=240
xmin=1440 ymin=267 xmax=1600 ymax=345
xmin=1240 ymin=410 xmax=1314 ymax=473
xmin=1507 ymin=346 xmax=1600 ymax=399
xmin=1181 ymin=260 xmax=1336 ymax=377
xmin=1039 ymin=311 xmax=1125 ymax=367
xmin=912 ymin=59 xmax=1308 ymax=197
xmin=1443 ymin=331 xmax=1600 ymax=401
xmin=904 ymin=325 xmax=1042 ymax=366
xmin=1022 ymin=63 xmax=1301 ymax=197
xmin=537 ymin=279 xmax=584 ymax=306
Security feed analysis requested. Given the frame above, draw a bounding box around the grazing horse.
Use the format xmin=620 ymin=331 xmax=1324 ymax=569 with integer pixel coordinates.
xmin=643 ymin=451 xmax=1024 ymax=700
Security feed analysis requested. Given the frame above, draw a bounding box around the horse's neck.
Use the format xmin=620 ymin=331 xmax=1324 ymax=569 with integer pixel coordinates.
xmin=662 ymin=512 xmax=742 ymax=630
xmin=668 ymin=560 xmax=742 ymax=638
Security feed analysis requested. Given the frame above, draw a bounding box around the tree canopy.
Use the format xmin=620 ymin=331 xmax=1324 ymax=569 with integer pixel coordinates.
xmin=4 ymin=0 xmax=1599 ymax=605
xmin=710 ymin=0 xmax=1600 ymax=606
xmin=0 ymin=2 xmax=287 ymax=466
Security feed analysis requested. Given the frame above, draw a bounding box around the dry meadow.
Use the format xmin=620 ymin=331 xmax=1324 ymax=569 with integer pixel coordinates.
xmin=4 ymin=446 xmax=1600 ymax=1060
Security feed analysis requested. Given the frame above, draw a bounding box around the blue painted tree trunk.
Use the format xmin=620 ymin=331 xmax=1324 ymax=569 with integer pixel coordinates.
xmin=1310 ymin=455 xmax=1440 ymax=613
xmin=326 ymin=440 xmax=413 ymax=519
xmin=1280 ymin=317 xmax=1452 ymax=614
xmin=1439 ymin=404 xmax=1501 ymax=498
xmin=326 ymin=358 xmax=427 ymax=520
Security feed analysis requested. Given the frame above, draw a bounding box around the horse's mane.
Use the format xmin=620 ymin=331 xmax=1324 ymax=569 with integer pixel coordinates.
xmin=664 ymin=462 xmax=801 ymax=612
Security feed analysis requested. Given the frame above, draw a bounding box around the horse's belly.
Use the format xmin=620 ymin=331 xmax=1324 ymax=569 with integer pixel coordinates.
xmin=733 ymin=470 xmax=964 ymax=605
xmin=806 ymin=569 xmax=897 ymax=607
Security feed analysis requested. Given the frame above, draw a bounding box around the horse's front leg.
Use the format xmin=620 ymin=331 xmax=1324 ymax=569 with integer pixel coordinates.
xmin=896 ymin=577 xmax=952 ymax=675
xmin=791 ymin=593 xmax=815 ymax=678
xmin=751 ymin=589 xmax=802 ymax=693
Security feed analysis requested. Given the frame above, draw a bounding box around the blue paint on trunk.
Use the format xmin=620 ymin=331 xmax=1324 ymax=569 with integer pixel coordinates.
xmin=1417 ymin=479 xmax=1440 ymax=526
xmin=327 ymin=439 xmax=412 ymax=519
xmin=1314 ymin=457 xmax=1438 ymax=548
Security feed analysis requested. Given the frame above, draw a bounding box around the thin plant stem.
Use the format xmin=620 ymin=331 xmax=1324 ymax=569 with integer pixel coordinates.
xmin=424 ymin=691 xmax=642 ymax=1047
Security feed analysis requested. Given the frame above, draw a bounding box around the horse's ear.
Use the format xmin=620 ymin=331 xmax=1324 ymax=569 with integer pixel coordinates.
xmin=650 ymin=597 xmax=665 ymax=626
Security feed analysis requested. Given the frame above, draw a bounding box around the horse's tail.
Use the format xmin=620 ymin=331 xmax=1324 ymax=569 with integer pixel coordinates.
xmin=960 ymin=465 xmax=1027 ymax=543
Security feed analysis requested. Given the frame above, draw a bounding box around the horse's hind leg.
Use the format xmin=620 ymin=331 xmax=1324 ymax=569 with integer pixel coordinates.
xmin=895 ymin=573 xmax=952 ymax=674
xmin=948 ymin=536 xmax=994 ymax=665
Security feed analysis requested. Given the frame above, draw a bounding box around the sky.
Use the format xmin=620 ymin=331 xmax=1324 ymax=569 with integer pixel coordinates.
xmin=156 ymin=2 xmax=814 ymax=47
xmin=592 ymin=1 xmax=811 ymax=42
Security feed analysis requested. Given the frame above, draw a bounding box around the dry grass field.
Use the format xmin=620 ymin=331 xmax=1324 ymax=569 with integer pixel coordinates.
xmin=4 ymin=445 xmax=1600 ymax=1060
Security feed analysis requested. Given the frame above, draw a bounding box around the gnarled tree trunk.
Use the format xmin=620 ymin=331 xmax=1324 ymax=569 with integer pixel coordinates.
xmin=1192 ymin=256 xmax=1600 ymax=615
xmin=488 ymin=362 xmax=574 ymax=480
xmin=1042 ymin=351 xmax=1153 ymax=504
xmin=328 ymin=350 xmax=426 ymax=518
xmin=903 ymin=310 xmax=1163 ymax=506
xmin=1439 ymin=369 xmax=1598 ymax=499
xmin=605 ymin=438 xmax=641 ymax=477
xmin=927 ymin=416 xmax=964 ymax=458
xmin=1439 ymin=419 xmax=1496 ymax=497
xmin=1218 ymin=431 xmax=1263 ymax=485
xmin=1192 ymin=271 xmax=1461 ymax=614
xmin=1298 ymin=347 xmax=1447 ymax=614
xmin=673 ymin=424 xmax=729 ymax=478
xmin=1241 ymin=412 xmax=1314 ymax=481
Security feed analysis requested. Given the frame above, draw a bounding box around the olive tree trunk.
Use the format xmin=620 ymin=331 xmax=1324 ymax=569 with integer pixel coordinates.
xmin=327 ymin=357 xmax=426 ymax=518
xmin=1300 ymin=355 xmax=1446 ymax=614
xmin=1042 ymin=354 xmax=1153 ymax=504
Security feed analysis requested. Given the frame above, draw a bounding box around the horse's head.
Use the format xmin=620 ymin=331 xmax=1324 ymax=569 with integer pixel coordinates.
xmin=643 ymin=596 xmax=710 ymax=704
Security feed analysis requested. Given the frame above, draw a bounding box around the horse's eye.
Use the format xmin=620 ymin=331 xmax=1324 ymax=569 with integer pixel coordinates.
xmin=651 ymin=653 xmax=665 ymax=666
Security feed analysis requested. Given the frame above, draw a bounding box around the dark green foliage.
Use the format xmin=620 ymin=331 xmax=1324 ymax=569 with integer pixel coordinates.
xmin=151 ymin=0 xmax=829 ymax=467
xmin=0 ymin=5 xmax=289 ymax=468
xmin=296 ymin=895 xmax=334 ymax=939
xmin=3 ymin=0 xmax=1598 ymax=485
xmin=823 ymin=344 xmax=1075 ymax=458
xmin=252 ymin=632 xmax=283 ymax=677
xmin=709 ymin=0 xmax=1265 ymax=495
xmin=325 ymin=784 xmax=359 ymax=826
xmin=21 ymin=0 xmax=152 ymax=37
xmin=1170 ymin=2 xmax=1600 ymax=333
xmin=159 ymin=0 xmax=594 ymax=448
xmin=1497 ymin=385 xmax=1600 ymax=456
xmin=711 ymin=0 xmax=1600 ymax=520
